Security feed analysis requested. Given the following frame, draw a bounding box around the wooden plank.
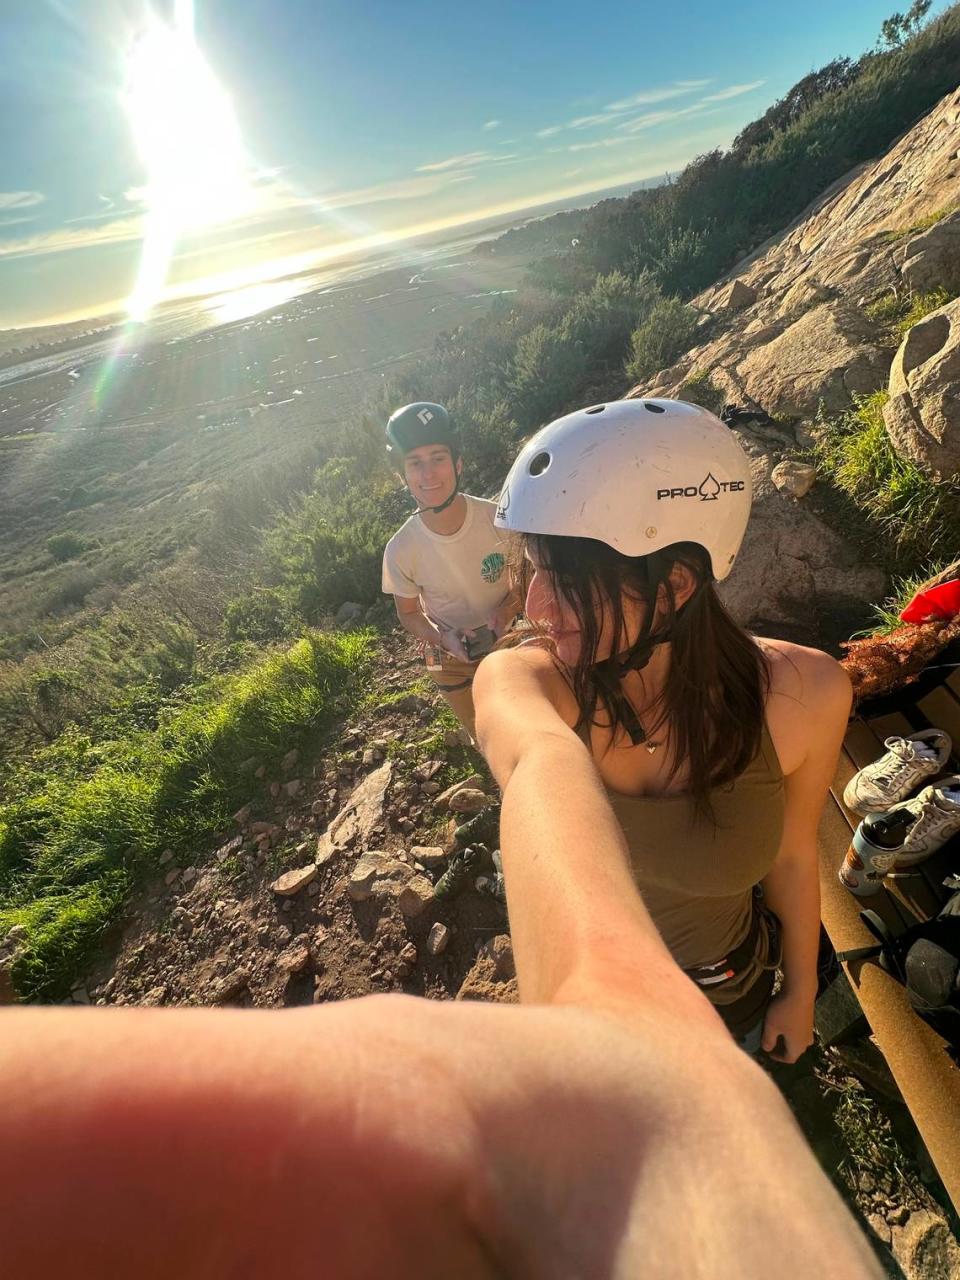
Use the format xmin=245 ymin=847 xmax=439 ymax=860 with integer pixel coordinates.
xmin=917 ymin=685 xmax=960 ymax=752
xmin=844 ymin=720 xmax=889 ymax=771
xmin=865 ymin=710 xmax=917 ymax=741
xmin=818 ymin=796 xmax=960 ymax=1213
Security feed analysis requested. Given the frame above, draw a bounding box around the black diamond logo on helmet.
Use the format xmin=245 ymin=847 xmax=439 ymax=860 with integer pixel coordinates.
xmin=699 ymin=473 xmax=721 ymax=501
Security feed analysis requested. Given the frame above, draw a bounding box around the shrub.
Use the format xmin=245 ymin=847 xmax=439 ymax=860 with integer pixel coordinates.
xmin=509 ymin=322 xmax=588 ymax=431
xmin=42 ymin=567 xmax=96 ymax=614
xmin=625 ymin=298 xmax=699 ymax=383
xmin=224 ymin=589 xmax=292 ymax=644
xmin=266 ymin=460 xmax=404 ymax=621
xmin=46 ymin=531 xmax=90 ymax=562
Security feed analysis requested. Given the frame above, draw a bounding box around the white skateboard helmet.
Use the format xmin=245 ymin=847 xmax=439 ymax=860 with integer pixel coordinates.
xmin=494 ymin=398 xmax=752 ymax=580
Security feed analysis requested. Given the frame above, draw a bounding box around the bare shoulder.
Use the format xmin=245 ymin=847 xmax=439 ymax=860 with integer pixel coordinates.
xmin=475 ymin=644 xmax=579 ymax=728
xmin=758 ymin=637 xmax=851 ymax=712
xmin=757 ymin=638 xmax=852 ymax=776
xmin=476 ymin=644 xmax=566 ymax=698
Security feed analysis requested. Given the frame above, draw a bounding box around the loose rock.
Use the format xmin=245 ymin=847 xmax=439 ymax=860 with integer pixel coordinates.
xmin=277 ymin=944 xmax=311 ymax=974
xmin=448 ymin=788 xmax=488 ymax=816
xmin=270 ymin=864 xmax=318 ymax=897
xmin=426 ymin=922 xmax=451 ymax=955
xmin=346 ymin=853 xmax=411 ymax=903
xmin=398 ymin=876 xmax=435 ymax=918
xmin=409 ymin=845 xmax=446 ymax=870
xmin=316 ymin=762 xmax=394 ymax=863
xmin=771 ymin=460 xmax=817 ymax=498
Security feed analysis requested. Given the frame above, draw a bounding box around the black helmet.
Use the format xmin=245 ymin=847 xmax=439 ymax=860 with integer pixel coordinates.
xmin=385 ymin=402 xmax=459 ymax=460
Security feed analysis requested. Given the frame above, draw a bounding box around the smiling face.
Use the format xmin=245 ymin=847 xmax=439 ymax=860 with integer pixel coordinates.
xmin=402 ymin=443 xmax=461 ymax=508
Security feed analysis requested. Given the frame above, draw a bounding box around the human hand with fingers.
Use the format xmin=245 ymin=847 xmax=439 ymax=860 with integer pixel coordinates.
xmin=761 ymin=989 xmax=816 ymax=1063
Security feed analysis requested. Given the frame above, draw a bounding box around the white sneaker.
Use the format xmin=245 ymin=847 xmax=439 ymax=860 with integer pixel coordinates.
xmin=887 ymin=775 xmax=960 ymax=869
xmin=843 ymin=729 xmax=952 ymax=815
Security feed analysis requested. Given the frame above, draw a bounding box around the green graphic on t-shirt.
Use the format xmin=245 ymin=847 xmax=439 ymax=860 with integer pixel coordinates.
xmin=481 ymin=551 xmax=505 ymax=584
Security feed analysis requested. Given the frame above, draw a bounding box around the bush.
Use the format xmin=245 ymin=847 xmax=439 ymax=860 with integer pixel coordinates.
xmin=563 ymin=270 xmax=660 ymax=368
xmin=42 ymin=567 xmax=96 ymax=614
xmin=509 ymin=322 xmax=588 ymax=431
xmin=266 ymin=460 xmax=405 ymax=621
xmin=46 ymin=531 xmax=90 ymax=562
xmin=224 ymin=589 xmax=293 ymax=644
xmin=625 ymin=298 xmax=699 ymax=383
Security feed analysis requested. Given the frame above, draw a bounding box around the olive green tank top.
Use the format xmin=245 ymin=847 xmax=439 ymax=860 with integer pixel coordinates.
xmin=606 ymin=724 xmax=785 ymax=1005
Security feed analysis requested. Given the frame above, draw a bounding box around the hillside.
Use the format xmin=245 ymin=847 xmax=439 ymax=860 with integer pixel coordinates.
xmin=4 ymin=8 xmax=960 ymax=1270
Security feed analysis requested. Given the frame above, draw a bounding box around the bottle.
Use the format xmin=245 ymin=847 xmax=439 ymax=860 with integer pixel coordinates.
xmin=839 ymin=809 xmax=913 ymax=898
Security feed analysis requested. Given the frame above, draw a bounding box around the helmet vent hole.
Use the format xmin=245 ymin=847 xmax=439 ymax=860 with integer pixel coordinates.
xmin=643 ymin=402 xmax=665 ymax=414
xmin=528 ymin=451 xmax=552 ymax=477
xmin=584 ymin=404 xmax=606 ymax=415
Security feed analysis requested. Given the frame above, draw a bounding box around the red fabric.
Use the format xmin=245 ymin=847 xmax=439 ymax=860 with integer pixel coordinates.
xmin=899 ymin=578 xmax=960 ymax=623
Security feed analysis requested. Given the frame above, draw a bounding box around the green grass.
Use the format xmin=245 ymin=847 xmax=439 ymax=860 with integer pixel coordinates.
xmin=857 ymin=562 xmax=953 ymax=635
xmin=863 ymin=291 xmax=909 ymax=326
xmin=812 ymin=391 xmax=960 ymax=570
xmin=0 ymin=630 xmax=373 ymax=1000
xmin=879 ymin=204 xmax=959 ymax=243
xmin=896 ymin=286 xmax=954 ymax=334
xmin=863 ymin=286 xmax=954 ymax=341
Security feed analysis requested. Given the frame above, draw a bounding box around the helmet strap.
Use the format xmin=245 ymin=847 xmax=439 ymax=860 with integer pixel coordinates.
xmin=594 ymin=583 xmax=704 ymax=747
xmin=414 ymin=467 xmax=461 ymax=516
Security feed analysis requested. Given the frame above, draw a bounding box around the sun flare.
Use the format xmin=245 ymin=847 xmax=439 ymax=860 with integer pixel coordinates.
xmin=123 ymin=0 xmax=258 ymax=319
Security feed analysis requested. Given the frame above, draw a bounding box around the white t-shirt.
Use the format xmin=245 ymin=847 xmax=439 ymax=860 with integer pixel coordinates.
xmin=382 ymin=495 xmax=513 ymax=633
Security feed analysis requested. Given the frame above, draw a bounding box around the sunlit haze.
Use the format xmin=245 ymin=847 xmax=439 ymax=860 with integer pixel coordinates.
xmin=0 ymin=0 xmax=910 ymax=327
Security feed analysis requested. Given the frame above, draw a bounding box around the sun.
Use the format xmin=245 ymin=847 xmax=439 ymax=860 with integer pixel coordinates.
xmin=123 ymin=0 xmax=258 ymax=317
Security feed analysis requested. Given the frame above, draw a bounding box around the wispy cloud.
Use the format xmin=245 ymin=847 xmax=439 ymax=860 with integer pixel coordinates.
xmin=701 ymin=80 xmax=766 ymax=102
xmin=615 ymin=103 xmax=710 ymax=134
xmin=567 ymin=136 xmax=633 ymax=153
xmin=568 ymin=113 xmax=612 ymax=130
xmin=0 ymin=216 xmax=145 ymax=260
xmin=0 ymin=191 xmax=46 ymax=211
xmin=0 ymin=216 xmax=38 ymax=229
xmin=605 ymin=81 xmax=711 ymax=112
xmin=482 ymin=119 xmax=501 ymax=130
xmin=0 ymin=167 xmax=481 ymax=263
xmin=535 ymin=80 xmax=715 ymax=140
xmin=416 ymin=150 xmax=496 ymax=173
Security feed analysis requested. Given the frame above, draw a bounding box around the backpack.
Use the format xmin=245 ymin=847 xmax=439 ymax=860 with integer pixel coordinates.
xmin=839 ymin=877 xmax=960 ymax=1058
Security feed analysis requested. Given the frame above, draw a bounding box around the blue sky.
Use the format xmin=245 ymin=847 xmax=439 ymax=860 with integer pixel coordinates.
xmin=0 ymin=0 xmax=918 ymax=326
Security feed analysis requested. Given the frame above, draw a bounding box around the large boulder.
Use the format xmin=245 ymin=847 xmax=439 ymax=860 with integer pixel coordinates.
xmin=883 ymin=298 xmax=960 ymax=481
xmin=720 ymin=446 xmax=887 ymax=645
xmin=736 ymin=302 xmax=891 ymax=419
xmin=900 ymin=212 xmax=960 ymax=296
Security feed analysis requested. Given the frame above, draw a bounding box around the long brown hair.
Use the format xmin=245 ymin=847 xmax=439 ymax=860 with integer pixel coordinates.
xmin=523 ymin=534 xmax=770 ymax=814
